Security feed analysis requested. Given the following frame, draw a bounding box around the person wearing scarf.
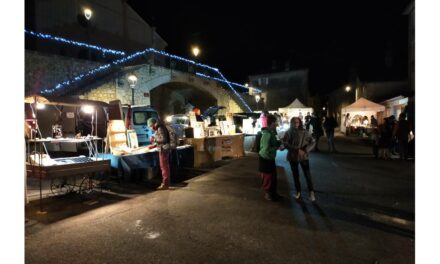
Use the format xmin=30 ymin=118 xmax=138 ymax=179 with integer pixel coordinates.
xmin=282 ymin=117 xmax=316 ymax=201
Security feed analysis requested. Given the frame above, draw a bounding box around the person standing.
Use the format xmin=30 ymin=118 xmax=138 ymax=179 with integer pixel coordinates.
xmin=393 ymin=113 xmax=412 ymax=160
xmin=305 ymin=112 xmax=312 ymax=131
xmin=344 ymin=113 xmax=351 ymax=136
xmin=378 ymin=117 xmax=392 ymax=159
xmin=259 ymin=110 xmax=269 ymax=129
xmin=258 ymin=114 xmax=281 ymax=201
xmin=148 ymin=118 xmax=171 ymax=190
xmin=254 ymin=110 xmax=269 ymax=153
xmin=282 ymin=117 xmax=316 ymax=201
xmin=323 ymin=114 xmax=338 ymax=152
xmin=370 ymin=115 xmax=378 ymax=128
xmin=310 ymin=113 xmax=323 ymax=151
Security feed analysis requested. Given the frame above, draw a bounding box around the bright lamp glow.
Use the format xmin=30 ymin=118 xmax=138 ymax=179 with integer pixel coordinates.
xmin=84 ymin=8 xmax=93 ymax=20
xmin=345 ymin=86 xmax=351 ymax=92
xmin=128 ymin=74 xmax=138 ymax=88
xmin=165 ymin=115 xmax=172 ymax=123
xmin=255 ymin=94 xmax=261 ymax=103
xmin=36 ymin=102 xmax=45 ymax=109
xmin=81 ymin=105 xmax=95 ymax=114
xmin=192 ymin=46 xmax=200 ymax=57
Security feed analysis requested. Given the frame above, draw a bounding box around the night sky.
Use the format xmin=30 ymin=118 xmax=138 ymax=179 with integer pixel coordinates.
xmin=128 ymin=0 xmax=411 ymax=95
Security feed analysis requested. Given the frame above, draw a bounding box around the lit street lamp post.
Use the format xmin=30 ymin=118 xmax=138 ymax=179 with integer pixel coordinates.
xmin=128 ymin=74 xmax=138 ymax=105
xmin=255 ymin=94 xmax=261 ymax=111
xmin=192 ymin=46 xmax=200 ymax=57
xmin=345 ymin=85 xmax=357 ymax=102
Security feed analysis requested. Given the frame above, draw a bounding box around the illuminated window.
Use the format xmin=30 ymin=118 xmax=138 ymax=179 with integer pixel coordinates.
xmin=133 ymin=111 xmax=159 ymax=125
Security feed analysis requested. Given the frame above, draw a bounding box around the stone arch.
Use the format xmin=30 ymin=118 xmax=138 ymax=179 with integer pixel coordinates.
xmin=150 ymin=81 xmax=218 ymax=119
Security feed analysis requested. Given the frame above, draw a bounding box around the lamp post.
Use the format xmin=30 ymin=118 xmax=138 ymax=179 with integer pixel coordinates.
xmin=255 ymin=94 xmax=261 ymax=111
xmin=345 ymin=85 xmax=357 ymax=101
xmin=127 ymin=74 xmax=138 ymax=105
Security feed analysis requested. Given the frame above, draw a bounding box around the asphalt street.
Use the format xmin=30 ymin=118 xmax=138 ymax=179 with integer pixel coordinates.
xmin=25 ymin=133 xmax=415 ymax=264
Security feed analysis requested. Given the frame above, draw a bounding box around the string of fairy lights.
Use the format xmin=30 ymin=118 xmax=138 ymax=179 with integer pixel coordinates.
xmin=195 ymin=72 xmax=262 ymax=93
xmin=25 ymin=30 xmax=125 ymax=56
xmin=26 ymin=30 xmax=259 ymax=112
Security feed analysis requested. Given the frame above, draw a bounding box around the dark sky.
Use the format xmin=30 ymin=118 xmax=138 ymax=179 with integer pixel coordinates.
xmin=127 ymin=0 xmax=411 ymax=94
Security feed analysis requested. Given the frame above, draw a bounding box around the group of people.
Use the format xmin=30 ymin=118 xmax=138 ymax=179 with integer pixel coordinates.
xmin=371 ymin=113 xmax=413 ymax=160
xmin=258 ymin=114 xmax=316 ymax=202
xmin=258 ymin=114 xmax=339 ymax=201
xmin=344 ymin=113 xmax=379 ymax=136
xmin=257 ymin=111 xmax=341 ymax=202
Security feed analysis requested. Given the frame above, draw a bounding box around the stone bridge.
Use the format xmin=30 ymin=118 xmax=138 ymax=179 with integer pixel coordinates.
xmin=25 ymin=50 xmax=253 ymax=117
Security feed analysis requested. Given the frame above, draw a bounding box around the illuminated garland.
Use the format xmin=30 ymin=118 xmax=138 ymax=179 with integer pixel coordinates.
xmin=195 ymin=72 xmax=262 ymax=93
xmin=25 ymin=30 xmax=125 ymax=56
xmin=28 ymin=30 xmax=253 ymax=111
xmin=41 ymin=50 xmax=147 ymax=94
xmin=212 ymin=70 xmax=252 ymax=112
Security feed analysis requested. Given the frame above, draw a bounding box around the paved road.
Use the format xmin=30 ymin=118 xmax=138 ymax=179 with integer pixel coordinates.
xmin=25 ymin=134 xmax=414 ymax=264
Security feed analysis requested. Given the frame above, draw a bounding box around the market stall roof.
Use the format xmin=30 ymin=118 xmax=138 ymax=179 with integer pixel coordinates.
xmin=24 ymin=95 xmax=109 ymax=107
xmin=280 ymin=98 xmax=309 ymax=109
xmin=24 ymin=95 xmax=50 ymax=104
xmin=342 ymin=97 xmax=385 ymax=112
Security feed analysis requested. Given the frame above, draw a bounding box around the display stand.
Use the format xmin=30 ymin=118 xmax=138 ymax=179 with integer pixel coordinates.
xmin=26 ymin=137 xmax=110 ymax=213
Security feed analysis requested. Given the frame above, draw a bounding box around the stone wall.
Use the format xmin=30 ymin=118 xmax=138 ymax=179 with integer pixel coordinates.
xmin=25 ymin=50 xmax=103 ymax=95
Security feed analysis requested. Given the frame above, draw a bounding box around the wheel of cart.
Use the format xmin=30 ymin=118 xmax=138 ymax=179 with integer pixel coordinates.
xmin=50 ymin=175 xmax=76 ymax=195
xmin=78 ymin=172 xmax=105 ymax=199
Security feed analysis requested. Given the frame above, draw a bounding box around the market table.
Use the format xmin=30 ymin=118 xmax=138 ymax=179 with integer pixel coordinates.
xmin=98 ymin=145 xmax=194 ymax=180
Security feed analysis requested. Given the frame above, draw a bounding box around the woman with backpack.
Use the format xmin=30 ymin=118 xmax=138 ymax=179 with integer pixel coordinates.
xmin=258 ymin=114 xmax=282 ymax=201
xmin=147 ymin=118 xmax=177 ymax=190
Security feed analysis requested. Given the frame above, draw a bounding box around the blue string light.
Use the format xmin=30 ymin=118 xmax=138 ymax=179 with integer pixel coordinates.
xmin=41 ymin=50 xmax=148 ymax=94
xmin=195 ymin=72 xmax=262 ymax=93
xmin=30 ymin=30 xmax=253 ymax=111
xmin=212 ymin=70 xmax=252 ymax=112
xmin=25 ymin=30 xmax=125 ymax=56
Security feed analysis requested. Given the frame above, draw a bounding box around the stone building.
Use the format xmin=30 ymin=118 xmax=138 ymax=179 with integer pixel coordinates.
xmin=248 ymin=69 xmax=309 ymax=111
xmin=25 ymin=0 xmax=167 ymax=58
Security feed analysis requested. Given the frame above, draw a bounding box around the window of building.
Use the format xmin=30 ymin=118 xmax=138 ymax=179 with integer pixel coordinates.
xmin=133 ymin=111 xmax=158 ymax=125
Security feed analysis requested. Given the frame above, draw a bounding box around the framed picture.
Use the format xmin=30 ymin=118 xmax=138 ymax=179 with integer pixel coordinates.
xmin=127 ymin=129 xmax=139 ymax=149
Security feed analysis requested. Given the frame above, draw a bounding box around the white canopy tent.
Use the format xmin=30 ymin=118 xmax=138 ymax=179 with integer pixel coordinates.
xmin=341 ymin=97 xmax=385 ymax=132
xmin=278 ymin=98 xmax=313 ymax=121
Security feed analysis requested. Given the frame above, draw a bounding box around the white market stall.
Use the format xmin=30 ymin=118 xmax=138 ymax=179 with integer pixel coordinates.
xmin=341 ymin=97 xmax=385 ymax=133
xmin=278 ymin=98 xmax=313 ymax=122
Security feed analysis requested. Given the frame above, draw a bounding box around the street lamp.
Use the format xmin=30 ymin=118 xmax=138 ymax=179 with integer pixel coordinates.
xmin=191 ymin=46 xmax=200 ymax=57
xmin=255 ymin=94 xmax=261 ymax=103
xmin=345 ymin=85 xmax=357 ymax=101
xmin=255 ymin=94 xmax=261 ymax=111
xmin=83 ymin=8 xmax=93 ymax=20
xmin=127 ymin=74 xmax=138 ymax=105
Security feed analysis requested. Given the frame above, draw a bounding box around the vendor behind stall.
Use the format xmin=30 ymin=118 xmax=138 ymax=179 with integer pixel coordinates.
xmin=193 ymin=107 xmax=204 ymax=122
xmin=147 ymin=118 xmax=178 ymax=190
